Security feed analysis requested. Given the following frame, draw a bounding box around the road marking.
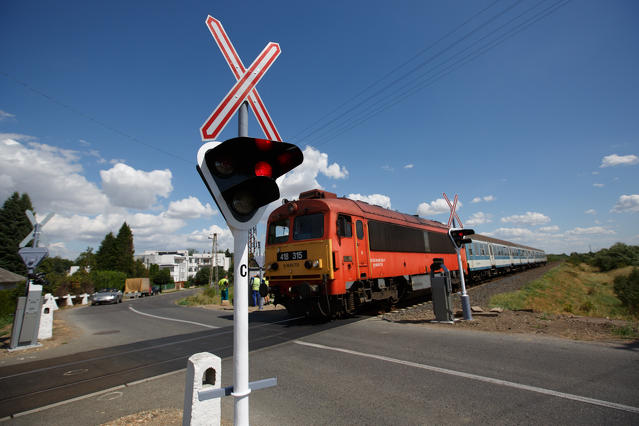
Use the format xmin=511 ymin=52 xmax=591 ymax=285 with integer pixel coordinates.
xmin=128 ymin=306 xmax=220 ymax=329
xmin=294 ymin=340 xmax=639 ymax=414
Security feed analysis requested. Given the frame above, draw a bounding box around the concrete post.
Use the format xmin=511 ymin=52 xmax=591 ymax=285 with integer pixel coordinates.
xmin=183 ymin=352 xmax=221 ymax=426
xmin=38 ymin=293 xmax=58 ymax=340
xmin=80 ymin=293 xmax=89 ymax=305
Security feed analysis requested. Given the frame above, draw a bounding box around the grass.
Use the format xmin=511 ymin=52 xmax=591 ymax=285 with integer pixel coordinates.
xmin=490 ymin=262 xmax=637 ymax=321
xmin=177 ymin=286 xmax=234 ymax=306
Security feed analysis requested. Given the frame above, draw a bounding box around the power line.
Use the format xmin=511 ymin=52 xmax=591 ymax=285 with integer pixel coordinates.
xmin=299 ymin=0 xmax=572 ymax=148
xmin=0 ymin=71 xmax=193 ymax=164
xmin=290 ymin=0 xmax=502 ymax=142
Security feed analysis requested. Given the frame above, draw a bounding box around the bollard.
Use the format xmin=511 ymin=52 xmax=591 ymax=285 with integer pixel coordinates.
xmin=80 ymin=293 xmax=89 ymax=305
xmin=38 ymin=293 xmax=58 ymax=340
xmin=63 ymin=294 xmax=76 ymax=306
xmin=183 ymin=352 xmax=221 ymax=426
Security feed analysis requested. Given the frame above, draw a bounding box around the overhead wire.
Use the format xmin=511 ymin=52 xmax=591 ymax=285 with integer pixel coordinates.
xmin=292 ymin=0 xmax=525 ymax=144
xmin=290 ymin=0 xmax=502 ymax=142
xmin=0 ymin=71 xmax=193 ymax=164
xmin=296 ymin=0 xmax=572 ymax=148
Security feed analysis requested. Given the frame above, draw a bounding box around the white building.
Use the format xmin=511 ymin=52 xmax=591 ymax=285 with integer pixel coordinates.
xmin=135 ymin=250 xmax=230 ymax=283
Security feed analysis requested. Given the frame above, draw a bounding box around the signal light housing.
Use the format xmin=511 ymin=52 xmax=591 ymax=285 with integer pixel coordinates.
xmin=197 ymin=137 xmax=303 ymax=229
xmin=448 ymin=227 xmax=475 ymax=249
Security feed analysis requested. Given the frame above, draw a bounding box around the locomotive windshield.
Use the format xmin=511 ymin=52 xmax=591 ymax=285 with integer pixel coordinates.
xmin=268 ymin=219 xmax=290 ymax=244
xmin=293 ymin=213 xmax=324 ymax=240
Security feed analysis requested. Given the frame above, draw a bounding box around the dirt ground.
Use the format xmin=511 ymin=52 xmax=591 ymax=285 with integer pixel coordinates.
xmin=382 ymin=263 xmax=639 ymax=344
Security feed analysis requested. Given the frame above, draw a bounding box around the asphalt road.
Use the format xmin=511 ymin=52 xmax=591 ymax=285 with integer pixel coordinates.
xmin=2 ymin=289 xmax=638 ymax=424
xmin=0 ymin=290 xmax=360 ymax=419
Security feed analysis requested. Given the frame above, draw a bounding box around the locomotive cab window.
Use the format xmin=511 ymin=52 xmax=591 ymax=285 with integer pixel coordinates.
xmin=293 ymin=213 xmax=324 ymax=240
xmin=268 ymin=219 xmax=290 ymax=244
xmin=337 ymin=215 xmax=352 ymax=237
xmin=356 ymin=220 xmax=364 ymax=239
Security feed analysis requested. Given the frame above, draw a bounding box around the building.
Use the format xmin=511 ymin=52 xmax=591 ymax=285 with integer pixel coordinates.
xmin=0 ymin=267 xmax=26 ymax=290
xmin=134 ymin=250 xmax=230 ymax=283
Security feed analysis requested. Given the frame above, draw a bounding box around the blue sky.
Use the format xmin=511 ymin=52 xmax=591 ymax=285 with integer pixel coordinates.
xmin=1 ymin=0 xmax=637 ymax=258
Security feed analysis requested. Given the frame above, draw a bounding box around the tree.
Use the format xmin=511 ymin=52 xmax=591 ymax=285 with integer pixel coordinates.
xmin=38 ymin=256 xmax=74 ymax=275
xmin=75 ymin=247 xmax=97 ymax=271
xmin=614 ymin=268 xmax=639 ymax=315
xmin=0 ymin=192 xmax=35 ymax=274
xmin=95 ymin=232 xmax=118 ymax=271
xmin=133 ymin=259 xmax=148 ymax=277
xmin=115 ymin=222 xmax=135 ymax=276
xmin=152 ymin=268 xmax=173 ymax=286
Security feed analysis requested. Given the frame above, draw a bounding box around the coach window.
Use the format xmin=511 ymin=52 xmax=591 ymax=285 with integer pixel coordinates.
xmin=268 ymin=219 xmax=289 ymax=244
xmin=337 ymin=215 xmax=352 ymax=238
xmin=293 ymin=213 xmax=324 ymax=240
xmin=356 ymin=220 xmax=364 ymax=239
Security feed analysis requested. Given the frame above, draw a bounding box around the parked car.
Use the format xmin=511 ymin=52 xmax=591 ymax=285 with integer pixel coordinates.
xmin=151 ymin=285 xmax=161 ymax=295
xmin=90 ymin=288 xmax=123 ymax=305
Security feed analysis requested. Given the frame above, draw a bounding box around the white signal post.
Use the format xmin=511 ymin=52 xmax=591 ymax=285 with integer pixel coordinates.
xmin=199 ymin=16 xmax=284 ymax=426
xmin=443 ymin=193 xmax=472 ymax=321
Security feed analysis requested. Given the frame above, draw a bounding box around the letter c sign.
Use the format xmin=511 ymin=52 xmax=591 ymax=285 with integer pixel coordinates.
xmin=240 ymin=264 xmax=247 ymax=277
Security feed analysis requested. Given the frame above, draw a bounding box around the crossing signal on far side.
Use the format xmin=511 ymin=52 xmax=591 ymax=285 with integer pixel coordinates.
xmin=197 ymin=137 xmax=303 ymax=229
xmin=449 ymin=228 xmax=474 ymax=249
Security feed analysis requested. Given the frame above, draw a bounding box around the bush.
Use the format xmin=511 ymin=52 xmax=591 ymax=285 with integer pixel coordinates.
xmin=91 ymin=270 xmax=127 ymax=291
xmin=613 ymin=268 xmax=639 ymax=315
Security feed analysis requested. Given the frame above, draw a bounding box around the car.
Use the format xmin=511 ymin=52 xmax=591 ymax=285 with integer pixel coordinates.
xmin=90 ymin=288 xmax=123 ymax=305
xmin=151 ymin=285 xmax=161 ymax=295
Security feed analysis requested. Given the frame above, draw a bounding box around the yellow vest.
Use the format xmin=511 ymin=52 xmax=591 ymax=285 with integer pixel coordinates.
xmin=251 ymin=277 xmax=261 ymax=290
xmin=218 ymin=278 xmax=228 ymax=289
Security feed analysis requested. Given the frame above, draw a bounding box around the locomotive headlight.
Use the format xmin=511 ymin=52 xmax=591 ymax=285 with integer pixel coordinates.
xmin=304 ymin=259 xmax=323 ymax=269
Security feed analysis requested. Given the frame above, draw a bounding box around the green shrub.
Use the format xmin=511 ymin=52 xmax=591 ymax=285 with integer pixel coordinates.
xmin=613 ymin=268 xmax=639 ymax=315
xmin=90 ymin=270 xmax=127 ymax=291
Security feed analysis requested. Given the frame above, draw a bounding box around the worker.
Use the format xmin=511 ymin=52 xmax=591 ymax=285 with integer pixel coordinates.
xmin=260 ymin=277 xmax=270 ymax=305
xmin=218 ymin=275 xmax=229 ymax=301
xmin=251 ymin=275 xmax=261 ymax=307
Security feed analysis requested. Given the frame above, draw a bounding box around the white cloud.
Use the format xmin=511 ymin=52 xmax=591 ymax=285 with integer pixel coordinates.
xmin=166 ymin=196 xmax=216 ymax=219
xmin=611 ymin=194 xmax=639 ymax=213
xmin=0 ymin=110 xmax=16 ymax=121
xmin=381 ymin=165 xmax=394 ymax=172
xmin=471 ymin=195 xmax=495 ymax=203
xmin=347 ymin=193 xmax=391 ymax=209
xmin=276 ymin=146 xmax=347 ymax=201
xmin=565 ymin=226 xmax=615 ymax=236
xmin=489 ymin=227 xmax=535 ymax=239
xmin=585 ymin=209 xmax=596 ymax=215
xmin=539 ymin=225 xmax=560 ymax=233
xmin=417 ymin=198 xmax=461 ymax=216
xmin=466 ymin=212 xmax=491 ymax=226
xmin=0 ymin=136 xmax=111 ymax=215
xmin=404 ymin=164 xmax=414 ymax=169
xmin=593 ymin=183 xmax=604 ymax=188
xmin=501 ymin=211 xmax=550 ymax=226
xmin=100 ymin=163 xmax=172 ymax=209
xmin=600 ymin=154 xmax=638 ymax=168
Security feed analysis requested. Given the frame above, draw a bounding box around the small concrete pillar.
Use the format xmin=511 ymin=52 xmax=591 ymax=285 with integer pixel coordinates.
xmin=183 ymin=352 xmax=221 ymax=426
xmin=63 ymin=294 xmax=76 ymax=306
xmin=38 ymin=293 xmax=59 ymax=340
xmin=80 ymin=293 xmax=89 ymax=305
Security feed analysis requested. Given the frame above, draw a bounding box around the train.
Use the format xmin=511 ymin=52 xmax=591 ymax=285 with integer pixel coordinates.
xmin=264 ymin=189 xmax=546 ymax=319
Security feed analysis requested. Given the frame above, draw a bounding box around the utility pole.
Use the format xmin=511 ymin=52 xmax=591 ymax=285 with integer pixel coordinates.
xmin=208 ymin=233 xmax=217 ymax=287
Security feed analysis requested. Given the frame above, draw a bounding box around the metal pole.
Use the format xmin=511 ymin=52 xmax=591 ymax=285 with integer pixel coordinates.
xmin=456 ymin=248 xmax=472 ymax=320
xmin=238 ymin=101 xmax=248 ymax=137
xmin=213 ymin=233 xmax=218 ymax=286
xmin=231 ymin=227 xmax=250 ymax=425
xmin=209 ymin=234 xmax=215 ymax=287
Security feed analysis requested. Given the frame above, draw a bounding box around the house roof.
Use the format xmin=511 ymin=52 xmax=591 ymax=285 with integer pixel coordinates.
xmin=0 ymin=267 xmax=26 ymax=284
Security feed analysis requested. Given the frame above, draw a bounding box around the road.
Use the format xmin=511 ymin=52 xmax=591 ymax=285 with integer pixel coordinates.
xmin=1 ymin=289 xmax=638 ymax=424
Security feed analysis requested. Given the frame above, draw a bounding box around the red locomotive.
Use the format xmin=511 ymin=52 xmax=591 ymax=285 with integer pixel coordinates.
xmin=264 ymin=189 xmax=466 ymax=318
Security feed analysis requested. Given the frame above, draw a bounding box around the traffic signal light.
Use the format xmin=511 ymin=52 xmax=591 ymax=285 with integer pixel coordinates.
xmin=197 ymin=137 xmax=303 ymax=229
xmin=448 ymin=228 xmax=475 ymax=249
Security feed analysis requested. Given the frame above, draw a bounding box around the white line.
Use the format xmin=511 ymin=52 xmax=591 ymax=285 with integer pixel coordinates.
xmin=294 ymin=340 xmax=639 ymax=415
xmin=129 ymin=306 xmax=220 ymax=329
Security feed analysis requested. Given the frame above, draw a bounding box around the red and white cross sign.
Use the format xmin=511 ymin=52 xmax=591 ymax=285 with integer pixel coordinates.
xmin=443 ymin=192 xmax=463 ymax=228
xmin=201 ymin=16 xmax=282 ymax=141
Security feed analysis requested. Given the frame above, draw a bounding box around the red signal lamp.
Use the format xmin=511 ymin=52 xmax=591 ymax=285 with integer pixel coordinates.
xmin=254 ymin=161 xmax=273 ymax=177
